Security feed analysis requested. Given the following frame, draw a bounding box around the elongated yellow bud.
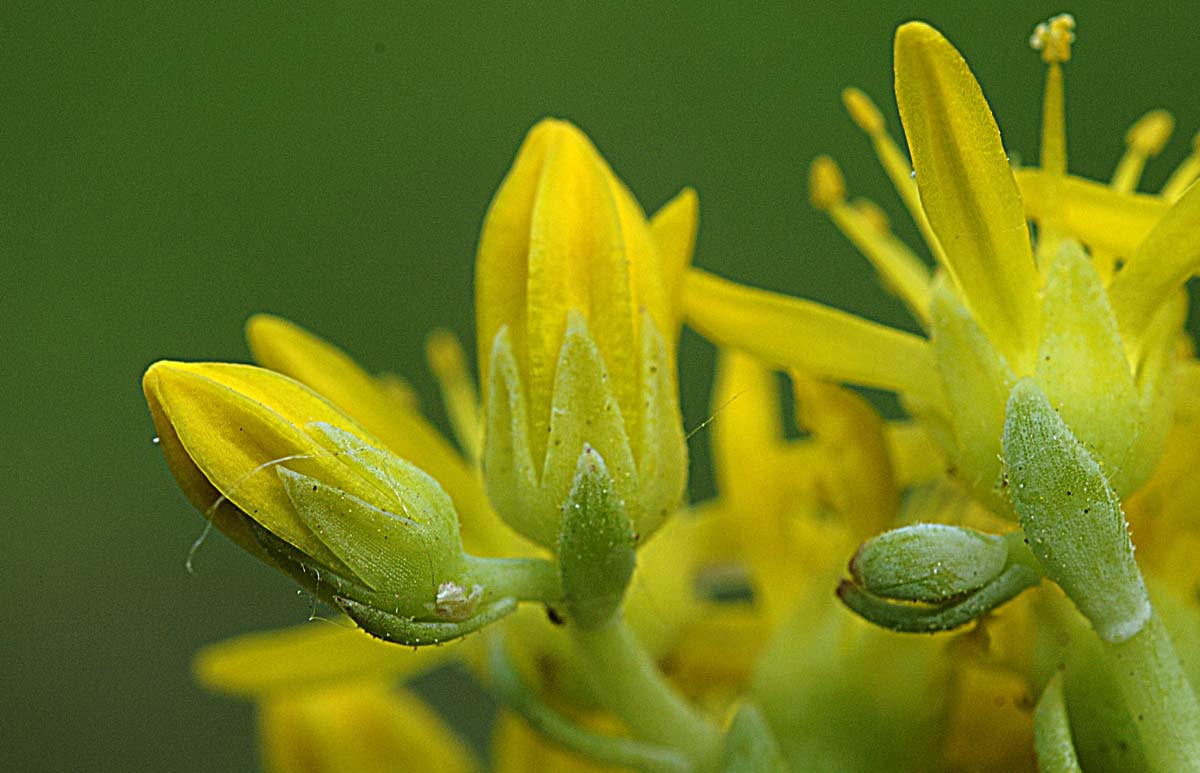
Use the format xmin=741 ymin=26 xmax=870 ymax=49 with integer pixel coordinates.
xmin=476 ymin=120 xmax=691 ymax=550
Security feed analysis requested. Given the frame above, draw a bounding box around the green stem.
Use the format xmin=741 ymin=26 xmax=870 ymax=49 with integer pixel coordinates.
xmin=487 ymin=634 xmax=690 ymax=773
xmin=465 ymin=555 xmax=561 ymax=605
xmin=572 ymin=617 xmax=722 ymax=769
xmin=1101 ymin=611 xmax=1200 ymax=772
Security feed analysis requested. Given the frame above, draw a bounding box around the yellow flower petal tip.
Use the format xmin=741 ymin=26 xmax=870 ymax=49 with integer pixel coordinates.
xmin=842 ymin=87 xmax=885 ymax=136
xmin=1125 ymin=109 xmax=1175 ymax=157
xmin=144 ymin=358 xmax=472 ymax=615
xmin=1029 ymin=13 xmax=1075 ymax=63
xmin=477 ymin=118 xmax=686 ymax=550
xmin=808 ymin=155 xmax=847 ymax=211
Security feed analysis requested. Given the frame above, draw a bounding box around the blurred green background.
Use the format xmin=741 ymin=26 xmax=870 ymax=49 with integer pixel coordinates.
xmin=4 ymin=1 xmax=1198 ymax=769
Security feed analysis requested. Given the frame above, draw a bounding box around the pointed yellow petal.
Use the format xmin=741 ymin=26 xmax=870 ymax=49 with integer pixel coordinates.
xmin=261 ymin=684 xmax=480 ymax=773
xmin=711 ymin=349 xmax=784 ymax=509
xmin=792 ymin=374 xmax=899 ymax=537
xmin=1017 ymin=170 xmax=1168 ymax=255
xmin=650 ymin=187 xmax=700 ymax=333
xmin=246 ymin=315 xmax=517 ymax=557
xmin=685 ymin=269 xmax=939 ymax=397
xmin=195 ymin=622 xmax=455 ymax=698
xmin=894 ymin=22 xmax=1040 ymax=371
xmin=426 ymin=329 xmax=483 ymax=463
xmin=144 ymin=360 xmax=379 ymax=572
xmin=1109 ymin=181 xmax=1200 ymax=344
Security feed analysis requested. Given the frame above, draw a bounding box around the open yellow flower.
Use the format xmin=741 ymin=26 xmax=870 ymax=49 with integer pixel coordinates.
xmin=685 ymin=17 xmax=1199 ymax=520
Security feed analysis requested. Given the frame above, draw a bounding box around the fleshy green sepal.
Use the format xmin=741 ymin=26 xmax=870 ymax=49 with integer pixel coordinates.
xmin=558 ymin=445 xmax=636 ymax=629
xmin=1002 ymin=378 xmax=1150 ymax=643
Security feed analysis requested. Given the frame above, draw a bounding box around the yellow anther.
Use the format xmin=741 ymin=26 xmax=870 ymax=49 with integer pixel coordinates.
xmin=849 ymin=198 xmax=890 ymax=234
xmin=1029 ymin=13 xmax=1075 ymax=63
xmin=842 ymin=88 xmax=885 ymax=136
xmin=808 ymin=155 xmax=847 ymax=211
xmin=1125 ymin=109 xmax=1175 ymax=157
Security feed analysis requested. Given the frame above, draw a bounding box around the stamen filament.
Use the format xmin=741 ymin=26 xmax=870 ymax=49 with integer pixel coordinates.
xmin=1161 ymin=130 xmax=1200 ymax=202
xmin=842 ymin=87 xmax=948 ymax=267
xmin=809 ymin=155 xmax=931 ymax=326
xmin=1112 ymin=110 xmax=1174 ymax=194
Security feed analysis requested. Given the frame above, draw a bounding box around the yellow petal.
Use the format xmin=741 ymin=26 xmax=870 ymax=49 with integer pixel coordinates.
xmin=792 ymin=374 xmax=899 ymax=538
xmin=684 ymin=269 xmax=939 ymax=397
xmin=261 ymin=683 xmax=479 ymax=773
xmin=711 ymin=349 xmax=784 ymax=511
xmin=885 ymin=421 xmax=945 ymax=488
xmin=1108 ymin=181 xmax=1200 ymax=345
xmin=425 ymin=328 xmax=483 ymax=463
xmin=195 ymin=622 xmax=455 ymax=698
xmin=477 ymin=119 xmax=666 ymax=467
xmin=650 ymin=187 xmax=700 ymax=334
xmin=841 ymin=86 xmax=948 ymax=265
xmin=246 ymin=314 xmax=517 ymax=557
xmin=1017 ymin=170 xmax=1168 ymax=255
xmin=144 ymin=361 xmax=379 ymax=572
xmin=894 ymin=22 xmax=1040 ymax=372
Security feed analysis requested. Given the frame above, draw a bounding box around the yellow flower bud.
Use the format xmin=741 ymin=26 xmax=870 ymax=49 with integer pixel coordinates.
xmin=476 ymin=119 xmax=690 ymax=549
xmin=143 ymin=360 xmax=469 ymax=619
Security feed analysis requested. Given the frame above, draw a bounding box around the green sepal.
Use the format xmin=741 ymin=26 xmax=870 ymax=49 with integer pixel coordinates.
xmin=720 ymin=703 xmax=788 ymax=772
xmin=1002 ymin=377 xmax=1150 ymax=643
xmin=1033 ymin=673 xmax=1083 ymax=773
xmin=277 ymin=466 xmax=462 ymax=597
xmin=850 ymin=523 xmax=1008 ymax=603
xmin=837 ymin=563 xmax=1040 ymax=634
xmin=558 ymin=444 xmax=636 ymax=629
xmin=248 ymin=519 xmax=412 ymax=613
xmin=336 ymin=595 xmax=517 ymax=647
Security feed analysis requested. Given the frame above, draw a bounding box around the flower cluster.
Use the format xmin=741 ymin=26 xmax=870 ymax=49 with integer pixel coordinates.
xmin=145 ymin=14 xmax=1200 ymax=772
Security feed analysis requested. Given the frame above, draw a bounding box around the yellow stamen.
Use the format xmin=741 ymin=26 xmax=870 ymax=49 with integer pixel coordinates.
xmin=1161 ymin=130 xmax=1200 ymax=202
xmin=425 ymin=329 xmax=483 ymax=464
xmin=808 ymin=154 xmax=846 ymax=210
xmin=808 ymin=156 xmax=931 ymax=326
xmin=1112 ymin=110 xmax=1175 ymax=193
xmin=841 ymin=87 xmax=947 ymax=266
xmin=1029 ymin=13 xmax=1075 ymax=64
xmin=1030 ymin=16 xmax=1072 ymax=267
